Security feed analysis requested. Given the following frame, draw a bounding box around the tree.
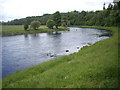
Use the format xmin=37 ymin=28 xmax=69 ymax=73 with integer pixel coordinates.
xmin=53 ymin=11 xmax=61 ymax=29
xmin=107 ymin=3 xmax=113 ymax=10
xmin=103 ymin=3 xmax=105 ymax=10
xmin=30 ymin=21 xmax=40 ymax=30
xmin=118 ymin=1 xmax=120 ymax=9
xmin=46 ymin=20 xmax=55 ymax=29
xmin=81 ymin=11 xmax=86 ymax=16
xmin=24 ymin=23 xmax=29 ymax=30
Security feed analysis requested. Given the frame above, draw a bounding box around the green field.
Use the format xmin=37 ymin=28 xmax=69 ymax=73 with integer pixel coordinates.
xmin=1 ymin=25 xmax=68 ymax=36
xmin=2 ymin=26 xmax=119 ymax=88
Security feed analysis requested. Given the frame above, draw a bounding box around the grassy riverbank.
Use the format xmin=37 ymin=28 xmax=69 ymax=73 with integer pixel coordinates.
xmin=2 ymin=26 xmax=119 ymax=88
xmin=1 ymin=25 xmax=68 ymax=36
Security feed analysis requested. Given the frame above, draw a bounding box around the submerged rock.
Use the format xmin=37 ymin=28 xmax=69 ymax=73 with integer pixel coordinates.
xmin=66 ymin=50 xmax=69 ymax=52
xmin=77 ymin=46 xmax=79 ymax=49
xmin=47 ymin=53 xmax=57 ymax=57
xmin=50 ymin=54 xmax=54 ymax=57
xmin=87 ymin=43 xmax=92 ymax=45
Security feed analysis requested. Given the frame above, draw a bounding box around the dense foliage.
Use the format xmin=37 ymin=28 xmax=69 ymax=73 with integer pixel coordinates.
xmin=46 ymin=20 xmax=55 ymax=29
xmin=52 ymin=11 xmax=61 ymax=28
xmin=2 ymin=2 xmax=120 ymax=27
xmin=30 ymin=21 xmax=40 ymax=30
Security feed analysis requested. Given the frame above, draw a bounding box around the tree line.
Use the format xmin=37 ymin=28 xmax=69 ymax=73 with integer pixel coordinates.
xmin=2 ymin=1 xmax=120 ymax=28
xmin=23 ymin=11 xmax=62 ymax=30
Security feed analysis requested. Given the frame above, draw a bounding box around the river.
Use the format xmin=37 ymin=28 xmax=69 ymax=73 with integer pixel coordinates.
xmin=2 ymin=27 xmax=110 ymax=78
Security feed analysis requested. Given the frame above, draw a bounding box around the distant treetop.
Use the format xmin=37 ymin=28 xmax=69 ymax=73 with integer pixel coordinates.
xmin=113 ymin=0 xmax=120 ymax=3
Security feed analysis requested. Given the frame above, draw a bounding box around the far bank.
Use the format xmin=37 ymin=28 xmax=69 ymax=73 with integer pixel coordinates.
xmin=1 ymin=25 xmax=68 ymax=36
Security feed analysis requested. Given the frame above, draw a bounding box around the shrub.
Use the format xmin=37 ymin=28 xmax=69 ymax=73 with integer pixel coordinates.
xmin=24 ymin=24 xmax=29 ymax=30
xmin=30 ymin=21 xmax=40 ymax=30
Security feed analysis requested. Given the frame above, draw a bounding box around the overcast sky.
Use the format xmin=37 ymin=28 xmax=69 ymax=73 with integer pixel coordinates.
xmin=0 ymin=0 xmax=113 ymax=22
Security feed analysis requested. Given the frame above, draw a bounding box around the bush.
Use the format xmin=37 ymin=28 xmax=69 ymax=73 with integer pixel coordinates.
xmin=46 ymin=20 xmax=55 ymax=29
xmin=24 ymin=24 xmax=29 ymax=30
xmin=30 ymin=21 xmax=40 ymax=30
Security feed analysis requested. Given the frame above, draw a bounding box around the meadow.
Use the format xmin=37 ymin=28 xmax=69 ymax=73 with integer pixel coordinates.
xmin=2 ymin=26 xmax=119 ymax=88
xmin=2 ymin=25 xmax=68 ymax=36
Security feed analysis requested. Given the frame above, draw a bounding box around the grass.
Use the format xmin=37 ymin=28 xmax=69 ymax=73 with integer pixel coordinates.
xmin=1 ymin=25 xmax=68 ymax=36
xmin=2 ymin=26 xmax=119 ymax=88
xmin=0 ymin=79 xmax=1 ymax=89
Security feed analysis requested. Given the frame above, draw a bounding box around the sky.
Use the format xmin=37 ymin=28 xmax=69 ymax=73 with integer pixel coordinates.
xmin=0 ymin=0 xmax=113 ymax=22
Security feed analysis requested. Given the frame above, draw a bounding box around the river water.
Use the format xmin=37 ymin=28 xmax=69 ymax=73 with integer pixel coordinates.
xmin=2 ymin=27 xmax=110 ymax=78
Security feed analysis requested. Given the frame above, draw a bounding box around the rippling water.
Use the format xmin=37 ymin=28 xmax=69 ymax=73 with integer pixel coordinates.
xmin=2 ymin=27 xmax=110 ymax=78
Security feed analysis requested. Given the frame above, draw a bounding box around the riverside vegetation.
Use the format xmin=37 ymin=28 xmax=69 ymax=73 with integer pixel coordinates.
xmin=2 ymin=26 xmax=119 ymax=88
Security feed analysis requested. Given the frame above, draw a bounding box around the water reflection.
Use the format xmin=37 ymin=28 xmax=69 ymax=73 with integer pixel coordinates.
xmin=49 ymin=33 xmax=62 ymax=54
xmin=47 ymin=31 xmax=61 ymax=35
xmin=24 ymin=34 xmax=40 ymax=38
xmin=24 ymin=34 xmax=28 ymax=38
xmin=30 ymin=34 xmax=39 ymax=37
